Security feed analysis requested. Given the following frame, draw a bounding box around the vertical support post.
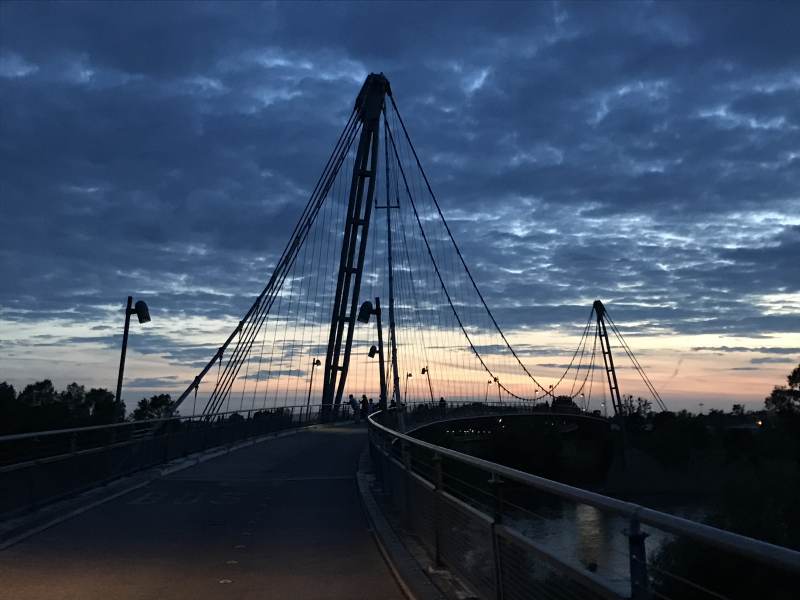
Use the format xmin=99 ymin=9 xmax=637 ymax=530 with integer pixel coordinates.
xmin=401 ymin=440 xmax=413 ymax=529
xmin=115 ymin=296 xmax=133 ymax=406
xmin=375 ymin=298 xmax=388 ymax=410
xmin=489 ymin=473 xmax=505 ymax=600
xmin=163 ymin=424 xmax=170 ymax=462
xmin=383 ymin=115 xmax=402 ymax=410
xmin=306 ymin=359 xmax=319 ymax=424
xmin=398 ymin=401 xmax=407 ymax=433
xmin=423 ymin=367 xmax=435 ymax=404
xmin=433 ymin=452 xmax=444 ymax=567
xmin=104 ymin=429 xmax=114 ymax=482
xmin=627 ymin=517 xmax=650 ymax=600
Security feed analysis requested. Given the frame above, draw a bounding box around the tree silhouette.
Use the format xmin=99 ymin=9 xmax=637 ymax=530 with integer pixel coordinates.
xmin=0 ymin=379 xmax=125 ymax=433
xmin=86 ymin=388 xmax=125 ymax=423
xmin=131 ymin=394 xmax=175 ymax=420
xmin=60 ymin=382 xmax=87 ymax=419
xmin=18 ymin=379 xmax=57 ymax=406
xmin=0 ymin=382 xmax=16 ymax=406
xmin=764 ymin=363 xmax=800 ymax=413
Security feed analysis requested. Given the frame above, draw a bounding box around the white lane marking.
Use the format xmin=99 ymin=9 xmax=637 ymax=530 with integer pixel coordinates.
xmin=0 ymin=480 xmax=151 ymax=551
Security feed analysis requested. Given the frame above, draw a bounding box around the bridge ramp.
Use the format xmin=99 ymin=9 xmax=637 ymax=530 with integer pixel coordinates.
xmin=0 ymin=425 xmax=404 ymax=600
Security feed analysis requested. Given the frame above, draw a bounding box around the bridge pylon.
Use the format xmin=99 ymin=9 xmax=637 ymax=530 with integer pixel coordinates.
xmin=321 ymin=73 xmax=391 ymax=413
xmin=593 ymin=299 xmax=624 ymax=416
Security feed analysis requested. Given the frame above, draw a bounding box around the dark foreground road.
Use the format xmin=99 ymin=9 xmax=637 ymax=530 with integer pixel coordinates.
xmin=0 ymin=425 xmax=404 ymax=600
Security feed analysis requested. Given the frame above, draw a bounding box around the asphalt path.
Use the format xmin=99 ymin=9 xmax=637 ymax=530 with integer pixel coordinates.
xmin=0 ymin=425 xmax=404 ymax=600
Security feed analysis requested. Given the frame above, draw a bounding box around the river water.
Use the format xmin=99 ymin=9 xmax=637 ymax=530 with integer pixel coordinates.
xmin=505 ymin=495 xmax=708 ymax=589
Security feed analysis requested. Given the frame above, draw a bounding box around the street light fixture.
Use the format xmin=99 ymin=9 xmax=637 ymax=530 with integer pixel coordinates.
xmin=357 ymin=300 xmax=374 ymax=324
xmin=115 ymin=296 xmax=150 ymax=408
xmin=485 ymin=379 xmax=492 ymax=402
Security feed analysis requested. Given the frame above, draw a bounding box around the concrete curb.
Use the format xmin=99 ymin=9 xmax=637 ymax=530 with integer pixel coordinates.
xmin=356 ymin=448 xmax=445 ymax=600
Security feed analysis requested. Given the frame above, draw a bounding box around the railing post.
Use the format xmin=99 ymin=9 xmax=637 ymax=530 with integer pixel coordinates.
xmin=627 ymin=517 xmax=650 ymax=600
xmin=105 ymin=427 xmax=117 ymax=481
xmin=380 ymin=433 xmax=391 ymax=495
xmin=488 ymin=473 xmax=505 ymax=600
xmin=163 ymin=425 xmax=170 ymax=462
xmin=401 ymin=439 xmax=412 ymax=529
xmin=433 ymin=452 xmax=443 ymax=567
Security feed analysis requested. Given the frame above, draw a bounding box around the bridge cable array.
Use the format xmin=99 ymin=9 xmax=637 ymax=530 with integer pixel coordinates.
xmin=169 ymin=77 xmax=665 ymax=418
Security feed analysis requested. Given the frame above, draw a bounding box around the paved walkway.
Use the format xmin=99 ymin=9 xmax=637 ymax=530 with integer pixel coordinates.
xmin=0 ymin=425 xmax=405 ymax=600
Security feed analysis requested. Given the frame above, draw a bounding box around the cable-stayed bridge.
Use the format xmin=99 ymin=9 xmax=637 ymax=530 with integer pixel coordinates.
xmin=170 ymin=72 xmax=665 ymax=422
xmin=1 ymin=74 xmax=796 ymax=600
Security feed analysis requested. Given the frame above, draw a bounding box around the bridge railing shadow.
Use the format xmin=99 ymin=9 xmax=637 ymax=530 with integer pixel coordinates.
xmin=368 ymin=406 xmax=800 ymax=600
xmin=0 ymin=403 xmax=353 ymax=518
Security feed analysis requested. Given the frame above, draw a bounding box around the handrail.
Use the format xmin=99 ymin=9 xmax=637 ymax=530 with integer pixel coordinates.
xmin=0 ymin=399 xmax=585 ymax=443
xmin=368 ymin=409 xmax=800 ymax=574
xmin=0 ymin=403 xmax=333 ymax=443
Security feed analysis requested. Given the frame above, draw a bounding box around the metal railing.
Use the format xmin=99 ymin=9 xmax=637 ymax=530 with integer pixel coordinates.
xmin=0 ymin=403 xmax=354 ymax=516
xmin=368 ymin=407 xmax=800 ymax=600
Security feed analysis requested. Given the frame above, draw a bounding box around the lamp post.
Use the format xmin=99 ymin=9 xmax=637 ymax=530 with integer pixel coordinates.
xmin=485 ymin=379 xmax=492 ymax=402
xmin=404 ymin=372 xmax=413 ymax=406
xmin=495 ymin=376 xmax=501 ymax=402
xmin=306 ymin=358 xmax=321 ymax=422
xmin=115 ymin=296 xmax=150 ymax=408
xmin=421 ymin=366 xmax=434 ymax=404
xmin=397 ymin=371 xmax=412 ymax=434
xmin=357 ymin=297 xmax=388 ymax=410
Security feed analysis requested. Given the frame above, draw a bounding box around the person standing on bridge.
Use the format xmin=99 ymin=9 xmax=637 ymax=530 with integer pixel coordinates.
xmin=348 ymin=394 xmax=359 ymax=423
xmin=368 ymin=397 xmax=375 ymax=415
xmin=439 ymin=396 xmax=447 ymax=416
xmin=360 ymin=394 xmax=369 ymax=422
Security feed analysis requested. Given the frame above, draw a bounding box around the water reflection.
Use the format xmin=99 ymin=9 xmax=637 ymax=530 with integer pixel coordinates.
xmin=506 ymin=497 xmax=691 ymax=587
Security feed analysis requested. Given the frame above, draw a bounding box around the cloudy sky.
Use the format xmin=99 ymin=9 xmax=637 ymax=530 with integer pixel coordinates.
xmin=1 ymin=1 xmax=798 ymax=412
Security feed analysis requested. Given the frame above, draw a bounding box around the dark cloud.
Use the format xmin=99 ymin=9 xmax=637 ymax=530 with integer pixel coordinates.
xmin=126 ymin=376 xmax=187 ymax=389
xmin=691 ymin=346 xmax=800 ymax=355
xmin=750 ymin=357 xmax=797 ymax=365
xmin=1 ymin=1 xmax=798 ymax=383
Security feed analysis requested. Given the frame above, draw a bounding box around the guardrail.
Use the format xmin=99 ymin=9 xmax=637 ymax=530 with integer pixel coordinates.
xmin=0 ymin=403 xmax=353 ymax=516
xmin=368 ymin=407 xmax=800 ymax=600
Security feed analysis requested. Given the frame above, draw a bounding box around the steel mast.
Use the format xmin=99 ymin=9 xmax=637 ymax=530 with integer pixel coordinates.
xmin=593 ymin=299 xmax=624 ymax=416
xmin=322 ymin=73 xmax=391 ymax=412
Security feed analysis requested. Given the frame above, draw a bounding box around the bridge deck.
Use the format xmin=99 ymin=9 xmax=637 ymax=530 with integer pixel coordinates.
xmin=0 ymin=425 xmax=404 ymax=600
